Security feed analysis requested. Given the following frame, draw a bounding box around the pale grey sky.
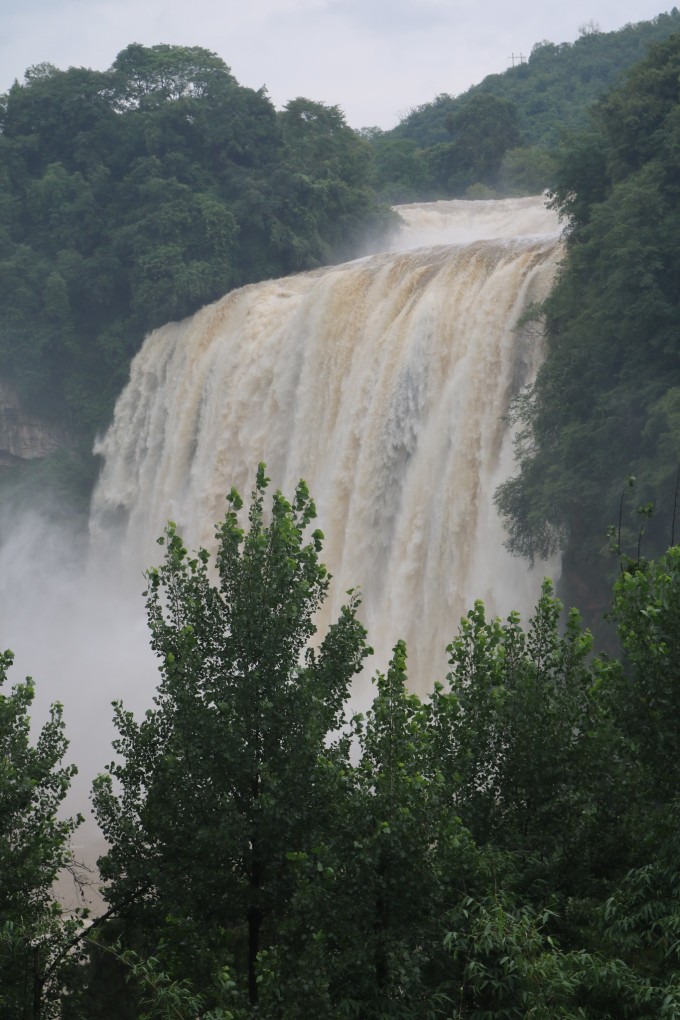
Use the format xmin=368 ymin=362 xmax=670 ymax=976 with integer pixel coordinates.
xmin=0 ymin=0 xmax=675 ymax=129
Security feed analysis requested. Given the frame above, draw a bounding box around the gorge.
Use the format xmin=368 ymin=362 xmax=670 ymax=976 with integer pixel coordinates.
xmin=91 ymin=194 xmax=562 ymax=695
xmin=0 ymin=195 xmax=563 ymax=826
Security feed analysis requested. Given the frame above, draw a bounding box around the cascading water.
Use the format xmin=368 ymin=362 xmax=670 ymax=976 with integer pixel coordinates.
xmin=395 ymin=195 xmax=560 ymax=249
xmin=91 ymin=195 xmax=562 ymax=692
xmin=0 ymin=196 xmax=562 ymax=894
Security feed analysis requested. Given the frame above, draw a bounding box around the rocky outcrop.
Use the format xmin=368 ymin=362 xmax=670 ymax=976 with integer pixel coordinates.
xmin=0 ymin=380 xmax=72 ymax=467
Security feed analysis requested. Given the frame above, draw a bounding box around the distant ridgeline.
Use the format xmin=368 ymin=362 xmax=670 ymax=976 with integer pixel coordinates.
xmin=366 ymin=8 xmax=680 ymax=201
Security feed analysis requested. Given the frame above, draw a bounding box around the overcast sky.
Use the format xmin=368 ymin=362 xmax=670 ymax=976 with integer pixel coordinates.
xmin=0 ymin=1 xmax=675 ymax=129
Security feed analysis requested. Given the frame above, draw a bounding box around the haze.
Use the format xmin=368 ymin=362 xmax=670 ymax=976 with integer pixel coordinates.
xmin=0 ymin=1 xmax=674 ymax=129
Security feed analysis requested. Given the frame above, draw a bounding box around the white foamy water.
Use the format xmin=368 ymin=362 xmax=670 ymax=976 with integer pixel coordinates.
xmin=393 ymin=195 xmax=560 ymax=250
xmin=91 ymin=195 xmax=563 ymax=693
xmin=0 ymin=195 xmax=562 ymax=899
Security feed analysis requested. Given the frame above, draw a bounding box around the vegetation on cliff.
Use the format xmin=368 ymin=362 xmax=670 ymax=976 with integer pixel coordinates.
xmin=495 ymin=30 xmax=680 ymax=621
xmin=0 ymin=45 xmax=392 ymax=442
xmin=0 ymin=648 xmax=82 ymax=1017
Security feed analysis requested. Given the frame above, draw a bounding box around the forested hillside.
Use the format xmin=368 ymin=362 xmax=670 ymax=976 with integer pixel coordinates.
xmin=0 ymin=44 xmax=391 ymax=443
xmin=495 ymin=30 xmax=680 ymax=624
xmin=367 ymin=9 xmax=680 ymax=200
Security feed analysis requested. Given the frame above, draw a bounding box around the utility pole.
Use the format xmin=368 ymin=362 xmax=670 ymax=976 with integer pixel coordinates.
xmin=508 ymin=52 xmax=526 ymax=67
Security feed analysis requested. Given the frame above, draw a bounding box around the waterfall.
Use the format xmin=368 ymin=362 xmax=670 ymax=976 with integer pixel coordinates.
xmin=91 ymin=196 xmax=562 ymax=692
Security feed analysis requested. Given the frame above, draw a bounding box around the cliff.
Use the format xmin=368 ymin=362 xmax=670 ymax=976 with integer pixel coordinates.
xmin=0 ymin=380 xmax=72 ymax=468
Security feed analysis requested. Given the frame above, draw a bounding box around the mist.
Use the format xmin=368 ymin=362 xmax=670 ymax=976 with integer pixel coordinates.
xmin=0 ymin=196 xmax=562 ymax=904
xmin=0 ymin=507 xmax=158 ymax=904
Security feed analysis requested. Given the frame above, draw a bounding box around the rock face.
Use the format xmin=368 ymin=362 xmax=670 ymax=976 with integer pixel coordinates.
xmin=0 ymin=380 xmax=71 ymax=467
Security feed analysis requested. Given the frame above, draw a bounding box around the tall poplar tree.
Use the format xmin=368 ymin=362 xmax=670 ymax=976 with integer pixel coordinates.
xmin=0 ymin=649 xmax=81 ymax=1019
xmin=92 ymin=466 xmax=369 ymax=1008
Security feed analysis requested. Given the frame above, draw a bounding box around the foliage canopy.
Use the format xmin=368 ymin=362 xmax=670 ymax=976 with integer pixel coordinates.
xmin=0 ymin=648 xmax=82 ymax=1019
xmin=495 ymin=30 xmax=680 ymax=620
xmin=0 ymin=45 xmax=392 ymax=441
xmin=4 ymin=470 xmax=680 ymax=1016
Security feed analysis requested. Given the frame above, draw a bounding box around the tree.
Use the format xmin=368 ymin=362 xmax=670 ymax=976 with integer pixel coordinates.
xmin=497 ymin=145 xmax=557 ymax=196
xmin=92 ymin=466 xmax=369 ymax=1009
xmin=566 ymin=547 xmax=680 ymax=1008
xmin=84 ymin=478 xmax=680 ymax=1016
xmin=263 ymin=641 xmax=481 ymax=1018
xmin=110 ymin=44 xmax=237 ymax=109
xmin=495 ymin=32 xmax=680 ymax=625
xmin=118 ymin=168 xmax=238 ymax=331
xmin=370 ymin=137 xmax=433 ymax=202
xmin=0 ymin=648 xmax=82 ymax=1019
xmin=430 ymin=584 xmax=631 ymax=924
xmin=276 ymin=97 xmax=392 ymax=266
xmin=608 ymin=546 xmax=680 ymax=800
xmin=445 ymin=93 xmax=522 ymax=188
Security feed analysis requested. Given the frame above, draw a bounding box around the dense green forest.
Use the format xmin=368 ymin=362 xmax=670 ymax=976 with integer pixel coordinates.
xmin=3 ymin=470 xmax=680 ymax=1017
xmin=495 ymin=29 xmax=680 ymax=625
xmin=0 ymin=44 xmax=392 ymax=445
xmin=367 ymin=9 xmax=680 ymax=201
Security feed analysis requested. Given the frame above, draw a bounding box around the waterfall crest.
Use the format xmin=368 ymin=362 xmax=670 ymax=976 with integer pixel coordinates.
xmin=92 ymin=197 xmax=562 ymax=691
